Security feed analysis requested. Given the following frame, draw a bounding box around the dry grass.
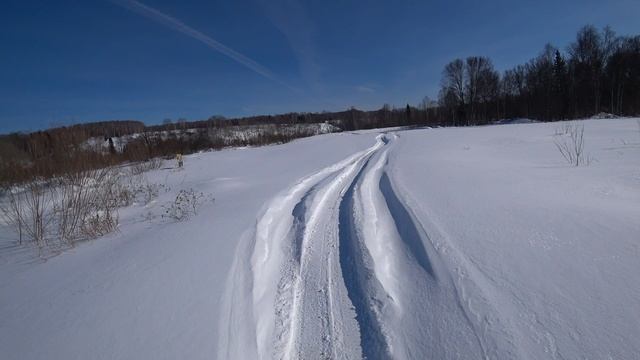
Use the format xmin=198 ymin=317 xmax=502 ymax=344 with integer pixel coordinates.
xmin=0 ymin=166 xmax=162 ymax=253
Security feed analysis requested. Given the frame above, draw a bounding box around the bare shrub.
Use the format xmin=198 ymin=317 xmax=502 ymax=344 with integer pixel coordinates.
xmin=83 ymin=170 xmax=123 ymax=239
xmin=162 ymin=189 xmax=213 ymax=221
xmin=0 ymin=166 xmax=130 ymax=252
xmin=124 ymin=173 xmax=167 ymax=205
xmin=98 ymin=171 xmax=133 ymax=208
xmin=137 ymin=183 xmax=166 ymax=205
xmin=553 ymin=123 xmax=591 ymax=166
xmin=53 ymin=168 xmax=124 ymax=245
xmin=54 ymin=172 xmax=100 ymax=244
xmin=129 ymin=158 xmax=163 ymax=176
xmin=80 ymin=210 xmax=118 ymax=239
xmin=0 ymin=190 xmax=25 ymax=245
xmin=1 ymin=181 xmax=54 ymax=248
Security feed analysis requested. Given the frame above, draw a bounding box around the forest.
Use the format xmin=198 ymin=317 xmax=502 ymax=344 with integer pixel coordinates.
xmin=437 ymin=25 xmax=640 ymax=126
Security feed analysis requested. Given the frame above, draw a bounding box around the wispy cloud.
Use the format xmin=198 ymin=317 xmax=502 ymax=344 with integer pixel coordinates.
xmin=258 ymin=0 xmax=321 ymax=91
xmin=110 ymin=0 xmax=297 ymax=92
xmin=355 ymin=85 xmax=376 ymax=93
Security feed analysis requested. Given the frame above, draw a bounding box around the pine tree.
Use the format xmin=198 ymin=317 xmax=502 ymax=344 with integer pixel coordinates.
xmin=405 ymin=104 xmax=412 ymax=125
xmin=552 ymin=50 xmax=568 ymax=119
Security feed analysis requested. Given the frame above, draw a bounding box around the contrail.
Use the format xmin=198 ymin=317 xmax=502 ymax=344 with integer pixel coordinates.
xmin=110 ymin=0 xmax=298 ymax=92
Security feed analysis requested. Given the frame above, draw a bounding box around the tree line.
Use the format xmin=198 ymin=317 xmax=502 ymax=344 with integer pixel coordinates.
xmin=438 ymin=25 xmax=640 ymax=125
xmin=2 ymin=24 xmax=638 ymax=186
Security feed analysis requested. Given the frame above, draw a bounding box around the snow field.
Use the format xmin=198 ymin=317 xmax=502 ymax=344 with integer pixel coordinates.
xmin=1 ymin=118 xmax=639 ymax=359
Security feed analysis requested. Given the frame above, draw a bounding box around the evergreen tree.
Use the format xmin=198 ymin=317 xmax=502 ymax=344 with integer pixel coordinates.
xmin=552 ymin=50 xmax=568 ymax=119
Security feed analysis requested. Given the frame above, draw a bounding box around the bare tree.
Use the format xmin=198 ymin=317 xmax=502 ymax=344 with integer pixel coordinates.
xmin=440 ymin=59 xmax=466 ymax=125
xmin=463 ymin=57 xmax=499 ymax=123
xmin=442 ymin=60 xmax=465 ymax=100
xmin=569 ymin=25 xmax=604 ymax=115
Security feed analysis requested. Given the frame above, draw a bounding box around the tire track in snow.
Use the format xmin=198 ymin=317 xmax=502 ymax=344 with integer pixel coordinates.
xmin=219 ymin=132 xmax=493 ymax=359
xmin=378 ymin=171 xmax=435 ymax=278
xmin=217 ymin=138 xmax=385 ymax=359
xmin=221 ymin=135 xmax=387 ymax=359
xmin=350 ymin=139 xmax=486 ymax=359
xmin=338 ymin=154 xmax=394 ymax=359
xmin=283 ymin=151 xmax=374 ymax=359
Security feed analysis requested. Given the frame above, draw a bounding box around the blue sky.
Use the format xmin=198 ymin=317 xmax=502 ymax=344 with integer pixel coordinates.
xmin=1 ymin=0 xmax=639 ymax=133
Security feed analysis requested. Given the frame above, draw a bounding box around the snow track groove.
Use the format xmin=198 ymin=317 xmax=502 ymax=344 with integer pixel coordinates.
xmin=219 ymin=133 xmax=490 ymax=359
xmin=338 ymin=154 xmax=393 ymax=359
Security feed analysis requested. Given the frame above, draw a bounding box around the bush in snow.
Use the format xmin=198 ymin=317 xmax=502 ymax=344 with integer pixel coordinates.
xmin=553 ymin=123 xmax=592 ymax=166
xmin=1 ymin=180 xmax=54 ymax=248
xmin=137 ymin=182 xmax=166 ymax=205
xmin=129 ymin=158 xmax=163 ymax=176
xmin=80 ymin=210 xmax=119 ymax=239
xmin=124 ymin=173 xmax=168 ymax=206
xmin=53 ymin=168 xmax=126 ymax=246
xmin=0 ymin=167 xmax=134 ymax=252
xmin=162 ymin=189 xmax=214 ymax=221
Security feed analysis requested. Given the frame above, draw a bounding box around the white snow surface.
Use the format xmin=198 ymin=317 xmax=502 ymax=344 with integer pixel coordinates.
xmin=1 ymin=118 xmax=639 ymax=359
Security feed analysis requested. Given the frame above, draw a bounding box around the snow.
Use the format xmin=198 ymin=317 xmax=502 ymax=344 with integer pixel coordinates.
xmin=1 ymin=118 xmax=639 ymax=359
xmin=389 ymin=118 xmax=640 ymax=359
xmin=590 ymin=112 xmax=620 ymax=119
xmin=0 ymin=132 xmax=377 ymax=360
xmin=494 ymin=118 xmax=539 ymax=125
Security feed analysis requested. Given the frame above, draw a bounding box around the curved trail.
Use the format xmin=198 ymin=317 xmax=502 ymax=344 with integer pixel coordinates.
xmin=219 ymin=133 xmax=490 ymax=359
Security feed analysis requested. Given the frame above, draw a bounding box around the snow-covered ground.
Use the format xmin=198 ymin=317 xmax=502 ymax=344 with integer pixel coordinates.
xmin=1 ymin=118 xmax=639 ymax=359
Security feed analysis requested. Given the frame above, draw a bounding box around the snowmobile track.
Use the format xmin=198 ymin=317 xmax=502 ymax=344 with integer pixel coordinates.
xmin=219 ymin=133 xmax=488 ymax=359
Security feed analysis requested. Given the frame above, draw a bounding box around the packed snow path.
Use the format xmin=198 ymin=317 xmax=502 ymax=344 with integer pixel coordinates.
xmin=219 ymin=133 xmax=500 ymax=359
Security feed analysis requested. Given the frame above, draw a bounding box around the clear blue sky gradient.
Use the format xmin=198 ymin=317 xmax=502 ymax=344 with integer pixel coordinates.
xmin=1 ymin=0 xmax=639 ymax=133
